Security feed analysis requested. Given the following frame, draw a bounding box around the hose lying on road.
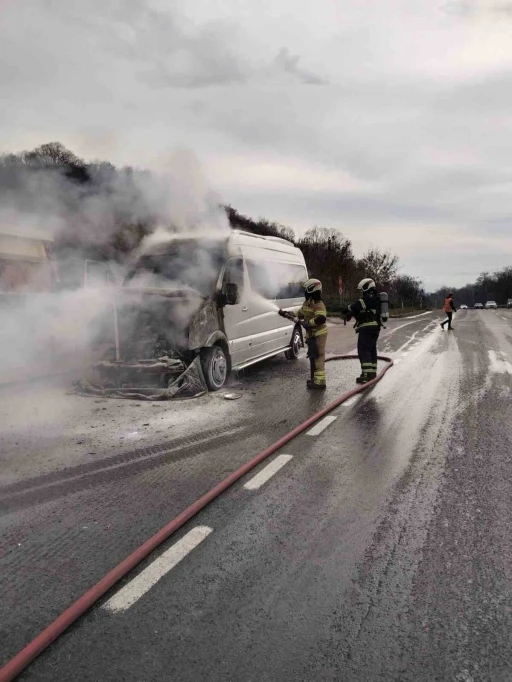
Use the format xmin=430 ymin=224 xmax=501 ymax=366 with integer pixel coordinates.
xmin=0 ymin=353 xmax=393 ymax=682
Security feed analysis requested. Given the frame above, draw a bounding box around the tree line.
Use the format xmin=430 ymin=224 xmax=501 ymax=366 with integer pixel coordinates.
xmin=433 ymin=269 xmax=512 ymax=307
xmin=1 ymin=142 xmax=427 ymax=309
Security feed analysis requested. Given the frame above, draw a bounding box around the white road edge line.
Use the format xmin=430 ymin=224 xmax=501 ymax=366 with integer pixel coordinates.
xmin=306 ymin=415 xmax=337 ymax=436
xmin=342 ymin=394 xmax=361 ymax=407
xmin=243 ymin=454 xmax=293 ymax=490
xmin=103 ymin=526 xmax=212 ymax=614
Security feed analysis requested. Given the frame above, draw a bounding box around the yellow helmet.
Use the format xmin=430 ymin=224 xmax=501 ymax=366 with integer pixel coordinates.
xmin=303 ymin=278 xmax=322 ymax=294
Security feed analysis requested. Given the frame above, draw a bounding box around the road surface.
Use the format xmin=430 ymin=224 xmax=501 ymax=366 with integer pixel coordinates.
xmin=1 ymin=309 xmax=512 ymax=681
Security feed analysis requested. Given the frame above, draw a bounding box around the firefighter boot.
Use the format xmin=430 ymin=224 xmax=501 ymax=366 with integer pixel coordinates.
xmin=307 ymin=379 xmax=326 ymax=390
xmin=356 ymin=373 xmax=369 ymax=384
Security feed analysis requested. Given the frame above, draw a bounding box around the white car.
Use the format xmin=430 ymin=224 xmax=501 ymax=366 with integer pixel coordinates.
xmin=474 ymin=303 xmax=484 ymax=309
xmin=485 ymin=301 xmax=497 ymax=309
xmin=460 ymin=304 xmax=468 ymax=310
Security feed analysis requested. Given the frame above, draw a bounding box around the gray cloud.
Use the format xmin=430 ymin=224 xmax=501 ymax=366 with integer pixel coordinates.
xmin=45 ymin=0 xmax=249 ymax=89
xmin=273 ymin=48 xmax=328 ymax=85
xmin=442 ymin=0 xmax=512 ymax=17
xmin=2 ymin=0 xmax=512 ymax=288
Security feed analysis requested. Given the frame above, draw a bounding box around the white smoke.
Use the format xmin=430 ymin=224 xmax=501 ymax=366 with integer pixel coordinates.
xmin=0 ymin=144 xmax=306 ymax=387
xmin=0 ymin=147 xmax=230 ymax=384
xmin=0 ymin=288 xmax=115 ymax=383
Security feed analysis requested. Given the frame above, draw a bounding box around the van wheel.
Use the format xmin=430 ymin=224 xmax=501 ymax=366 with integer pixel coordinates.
xmin=201 ymin=344 xmax=229 ymax=391
xmin=285 ymin=327 xmax=302 ymax=360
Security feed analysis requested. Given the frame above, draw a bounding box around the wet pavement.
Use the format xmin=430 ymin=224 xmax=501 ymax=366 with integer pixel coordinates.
xmin=2 ymin=310 xmax=512 ymax=681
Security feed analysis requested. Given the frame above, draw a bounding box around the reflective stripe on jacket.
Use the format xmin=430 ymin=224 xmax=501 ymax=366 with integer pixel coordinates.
xmin=298 ymin=298 xmax=328 ymax=338
xmin=443 ymin=297 xmax=454 ymax=313
xmin=348 ymin=298 xmax=379 ymax=332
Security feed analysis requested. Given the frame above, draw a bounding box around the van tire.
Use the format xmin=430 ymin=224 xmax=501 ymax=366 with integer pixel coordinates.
xmin=285 ymin=326 xmax=302 ymax=360
xmin=201 ymin=344 xmax=229 ymax=391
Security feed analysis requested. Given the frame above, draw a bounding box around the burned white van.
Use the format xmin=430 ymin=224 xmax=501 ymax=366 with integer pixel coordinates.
xmin=91 ymin=231 xmax=308 ymax=397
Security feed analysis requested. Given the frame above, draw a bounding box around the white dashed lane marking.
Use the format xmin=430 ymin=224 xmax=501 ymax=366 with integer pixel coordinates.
xmin=306 ymin=416 xmax=337 ymax=436
xmin=243 ymin=455 xmax=293 ymax=490
xmin=103 ymin=526 xmax=212 ymax=614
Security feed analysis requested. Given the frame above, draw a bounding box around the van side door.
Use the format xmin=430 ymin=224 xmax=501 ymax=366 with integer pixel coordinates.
xmin=244 ymin=260 xmax=282 ymax=359
xmin=274 ymin=263 xmax=308 ymax=350
xmin=220 ymin=257 xmax=251 ymax=367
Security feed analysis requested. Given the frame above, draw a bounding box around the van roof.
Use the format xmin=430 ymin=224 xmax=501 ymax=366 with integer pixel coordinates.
xmin=230 ymin=229 xmax=293 ymax=246
xmin=229 ymin=230 xmax=301 ymax=255
xmin=141 ymin=229 xmax=301 ymax=258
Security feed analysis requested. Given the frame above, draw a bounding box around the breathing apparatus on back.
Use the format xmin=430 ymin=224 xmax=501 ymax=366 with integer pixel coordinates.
xmin=357 ymin=278 xmax=389 ymax=327
xmin=379 ymin=291 xmax=389 ymax=323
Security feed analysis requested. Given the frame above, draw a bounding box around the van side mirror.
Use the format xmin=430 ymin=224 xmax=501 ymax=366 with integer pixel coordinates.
xmin=225 ymin=283 xmax=239 ymax=305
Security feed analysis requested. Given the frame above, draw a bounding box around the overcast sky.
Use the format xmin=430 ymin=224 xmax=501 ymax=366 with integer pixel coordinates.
xmin=2 ymin=0 xmax=512 ymax=289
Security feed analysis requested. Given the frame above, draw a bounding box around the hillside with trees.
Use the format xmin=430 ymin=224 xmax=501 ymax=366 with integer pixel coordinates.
xmin=0 ymin=142 xmax=427 ymax=310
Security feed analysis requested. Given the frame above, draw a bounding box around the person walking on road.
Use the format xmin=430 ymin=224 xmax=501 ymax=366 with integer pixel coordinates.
xmin=441 ymin=293 xmax=456 ymax=331
xmin=342 ymin=278 xmax=382 ymax=384
xmin=297 ymin=278 xmax=328 ymax=390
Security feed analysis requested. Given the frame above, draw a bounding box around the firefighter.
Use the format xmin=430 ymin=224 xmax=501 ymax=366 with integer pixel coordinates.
xmin=297 ymin=278 xmax=328 ymax=389
xmin=440 ymin=293 xmax=456 ymax=330
xmin=342 ymin=278 xmax=381 ymax=384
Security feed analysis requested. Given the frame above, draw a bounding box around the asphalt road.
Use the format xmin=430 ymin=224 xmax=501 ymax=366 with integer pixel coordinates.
xmin=2 ymin=309 xmax=512 ymax=681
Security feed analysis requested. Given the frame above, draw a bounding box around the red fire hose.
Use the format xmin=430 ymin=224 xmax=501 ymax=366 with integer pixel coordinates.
xmin=0 ymin=353 xmax=393 ymax=682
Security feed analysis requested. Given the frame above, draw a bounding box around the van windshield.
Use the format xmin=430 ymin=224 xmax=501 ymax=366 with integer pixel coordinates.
xmin=124 ymin=239 xmax=226 ymax=297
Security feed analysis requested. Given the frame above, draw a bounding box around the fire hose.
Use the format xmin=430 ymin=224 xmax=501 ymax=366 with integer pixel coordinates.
xmin=0 ymin=353 xmax=393 ymax=682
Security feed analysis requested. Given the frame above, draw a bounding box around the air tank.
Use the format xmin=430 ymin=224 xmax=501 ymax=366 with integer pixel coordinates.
xmin=379 ymin=291 xmax=389 ymax=322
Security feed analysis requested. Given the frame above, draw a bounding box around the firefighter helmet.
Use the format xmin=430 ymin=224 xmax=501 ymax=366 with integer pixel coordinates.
xmin=357 ymin=278 xmax=376 ymax=292
xmin=303 ymin=278 xmax=322 ymax=294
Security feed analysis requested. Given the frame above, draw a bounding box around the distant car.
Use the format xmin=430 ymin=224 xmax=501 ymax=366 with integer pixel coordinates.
xmin=485 ymin=301 xmax=497 ymax=309
xmin=474 ymin=303 xmax=484 ymax=309
xmin=460 ymin=304 xmax=468 ymax=309
xmin=507 ymin=299 xmax=512 ymax=308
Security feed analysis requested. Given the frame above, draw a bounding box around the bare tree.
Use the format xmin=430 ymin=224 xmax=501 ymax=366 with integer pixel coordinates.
xmin=297 ymin=227 xmax=355 ymax=305
xmin=359 ymin=247 xmax=399 ymax=287
xmin=390 ymin=274 xmax=424 ymax=308
xmin=22 ymin=142 xmax=85 ymax=170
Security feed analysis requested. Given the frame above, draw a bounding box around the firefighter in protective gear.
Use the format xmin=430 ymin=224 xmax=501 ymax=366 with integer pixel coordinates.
xmin=342 ymin=278 xmax=381 ymax=384
xmin=441 ymin=293 xmax=456 ymax=330
xmin=297 ymin=278 xmax=328 ymax=389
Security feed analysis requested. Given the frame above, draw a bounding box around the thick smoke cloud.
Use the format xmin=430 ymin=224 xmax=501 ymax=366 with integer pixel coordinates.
xmin=0 ymin=148 xmax=231 ymax=383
